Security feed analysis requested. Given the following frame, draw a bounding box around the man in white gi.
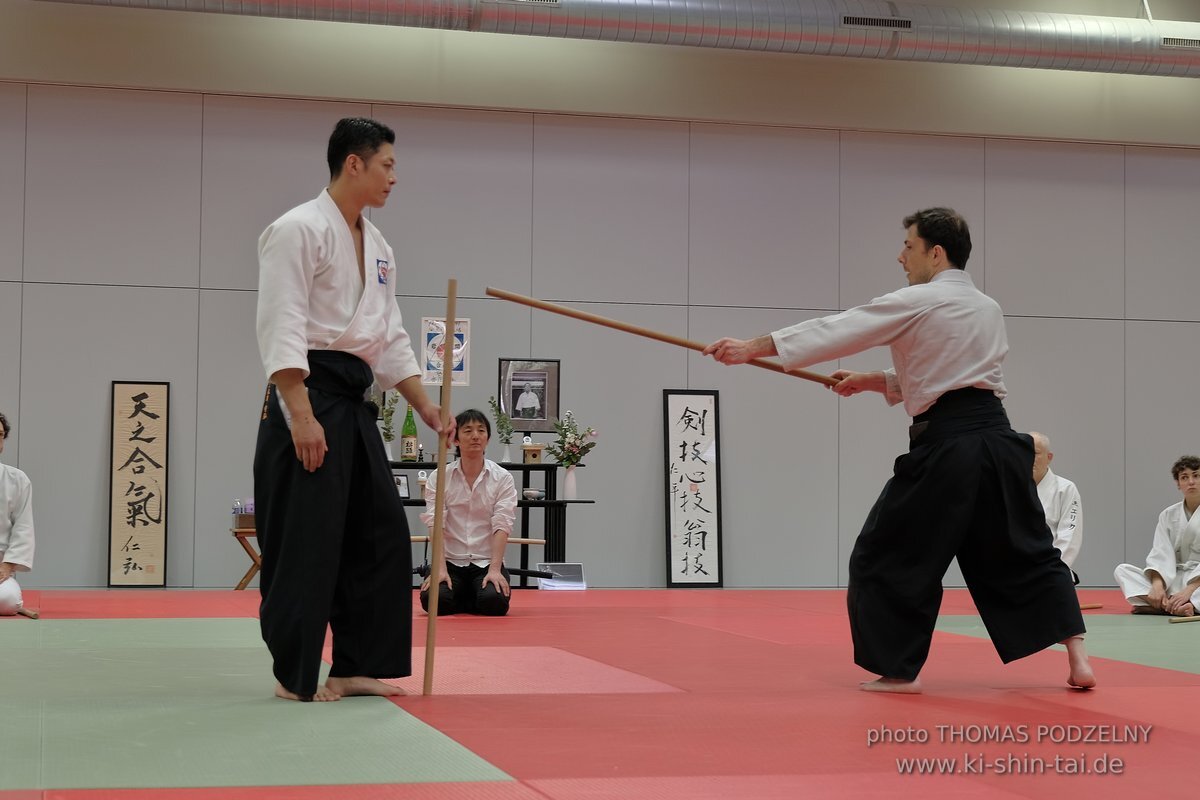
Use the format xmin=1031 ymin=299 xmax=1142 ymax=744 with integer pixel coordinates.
xmin=0 ymin=411 xmax=35 ymax=616
xmin=1031 ymin=431 xmax=1082 ymax=583
xmin=704 ymin=207 xmax=1093 ymax=693
xmin=255 ymin=117 xmax=451 ymax=702
xmin=1114 ymin=455 xmax=1200 ymax=616
xmin=420 ymin=409 xmax=518 ymax=616
xmin=515 ymin=383 xmax=540 ymax=419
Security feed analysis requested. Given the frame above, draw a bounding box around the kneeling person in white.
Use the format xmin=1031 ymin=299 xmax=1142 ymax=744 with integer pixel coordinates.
xmin=421 ymin=409 xmax=518 ymax=616
xmin=1115 ymin=455 xmax=1200 ymax=616
xmin=0 ymin=411 xmax=35 ymax=616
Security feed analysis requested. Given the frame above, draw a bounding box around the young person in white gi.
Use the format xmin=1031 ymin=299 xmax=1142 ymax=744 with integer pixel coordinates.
xmin=420 ymin=409 xmax=518 ymax=616
xmin=0 ymin=411 xmax=35 ymax=616
xmin=1030 ymin=431 xmax=1082 ymax=584
xmin=1114 ymin=455 xmax=1200 ymax=616
xmin=704 ymin=207 xmax=1094 ymax=693
xmin=256 ymin=117 xmax=451 ymax=702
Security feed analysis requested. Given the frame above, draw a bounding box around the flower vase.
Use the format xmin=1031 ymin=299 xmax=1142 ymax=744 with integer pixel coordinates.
xmin=563 ymin=465 xmax=577 ymax=500
xmin=502 ymin=442 xmax=513 ymax=464
xmin=382 ymin=438 xmax=394 ymax=461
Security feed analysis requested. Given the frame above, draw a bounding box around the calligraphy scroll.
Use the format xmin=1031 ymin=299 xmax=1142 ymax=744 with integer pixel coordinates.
xmin=663 ymin=390 xmax=723 ymax=587
xmin=108 ymin=381 xmax=169 ymax=586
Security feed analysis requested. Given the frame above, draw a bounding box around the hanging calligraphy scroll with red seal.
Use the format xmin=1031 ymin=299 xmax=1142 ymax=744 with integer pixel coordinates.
xmin=663 ymin=389 xmax=723 ymax=587
xmin=108 ymin=381 xmax=169 ymax=587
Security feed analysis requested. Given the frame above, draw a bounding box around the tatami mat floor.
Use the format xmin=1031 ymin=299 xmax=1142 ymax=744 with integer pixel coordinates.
xmin=1 ymin=588 xmax=1193 ymax=799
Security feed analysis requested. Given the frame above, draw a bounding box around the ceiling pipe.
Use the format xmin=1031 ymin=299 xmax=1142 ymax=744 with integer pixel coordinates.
xmin=39 ymin=0 xmax=1200 ymax=77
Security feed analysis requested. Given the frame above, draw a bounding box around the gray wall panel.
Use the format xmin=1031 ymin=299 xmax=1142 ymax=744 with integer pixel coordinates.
xmin=689 ymin=124 xmax=840 ymax=310
xmin=0 ymin=84 xmax=24 ymax=282
xmin=193 ymin=289 xmax=263 ymax=588
xmin=0 ymin=285 xmax=22 ymax=461
xmin=985 ymin=140 xmax=1124 ymax=319
xmin=839 ymin=133 xmax=986 ymax=306
xmin=201 ymin=96 xmax=369 ymax=291
xmin=690 ymin=307 xmax=841 ymax=588
xmin=1003 ymin=317 xmax=1125 ymax=586
xmin=1124 ymin=321 xmax=1200 ymax=569
xmin=373 ymin=106 xmax=534 ymax=301
xmin=1125 ymin=147 xmax=1200 ymax=323
xmin=18 ymin=284 xmax=199 ymax=587
xmin=530 ymin=302 xmax=689 ymax=587
xmin=25 ymin=86 xmax=202 ymax=288
xmin=532 ymin=116 xmax=689 ymax=305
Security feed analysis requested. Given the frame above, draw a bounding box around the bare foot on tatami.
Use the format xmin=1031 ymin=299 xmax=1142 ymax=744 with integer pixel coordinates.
xmin=860 ymin=677 xmax=922 ymax=694
xmin=274 ymin=683 xmax=341 ymax=702
xmin=1064 ymin=636 xmax=1097 ymax=690
xmin=324 ymin=676 xmax=406 ymax=697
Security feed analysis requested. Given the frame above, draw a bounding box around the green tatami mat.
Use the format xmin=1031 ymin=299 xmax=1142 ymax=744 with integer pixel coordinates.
xmin=0 ymin=618 xmax=510 ymax=791
xmin=936 ymin=613 xmax=1200 ymax=675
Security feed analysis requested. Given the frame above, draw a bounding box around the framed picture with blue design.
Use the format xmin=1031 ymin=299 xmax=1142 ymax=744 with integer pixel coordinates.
xmin=420 ymin=317 xmax=470 ymax=386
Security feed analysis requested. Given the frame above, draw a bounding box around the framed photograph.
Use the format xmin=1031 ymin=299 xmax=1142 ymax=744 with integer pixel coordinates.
xmin=498 ymin=358 xmax=560 ymax=433
xmin=393 ymin=474 xmax=410 ymax=499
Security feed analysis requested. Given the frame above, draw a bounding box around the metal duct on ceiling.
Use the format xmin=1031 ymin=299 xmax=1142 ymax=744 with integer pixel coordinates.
xmin=40 ymin=0 xmax=1200 ymax=77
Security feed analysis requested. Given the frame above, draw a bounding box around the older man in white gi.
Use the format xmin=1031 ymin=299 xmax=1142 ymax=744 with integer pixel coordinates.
xmin=1030 ymin=432 xmax=1082 ymax=583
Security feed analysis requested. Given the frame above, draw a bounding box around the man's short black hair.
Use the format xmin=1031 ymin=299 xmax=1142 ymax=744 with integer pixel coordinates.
xmin=903 ymin=207 xmax=973 ymax=270
xmin=327 ymin=117 xmax=395 ymax=179
xmin=0 ymin=411 xmax=9 ymax=439
xmin=456 ymin=408 xmax=491 ymax=438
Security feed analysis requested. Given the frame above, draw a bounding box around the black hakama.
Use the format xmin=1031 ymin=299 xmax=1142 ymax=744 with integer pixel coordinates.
xmin=847 ymin=388 xmax=1085 ymax=681
xmin=253 ymin=350 xmax=411 ymax=698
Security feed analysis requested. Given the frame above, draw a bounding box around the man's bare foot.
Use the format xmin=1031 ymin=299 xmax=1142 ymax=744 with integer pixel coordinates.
xmin=324 ymin=676 xmax=406 ymax=697
xmin=1168 ymin=602 xmax=1195 ymax=617
xmin=1063 ymin=636 xmax=1096 ymax=689
xmin=1131 ymin=605 xmax=1165 ymax=615
xmin=274 ymin=683 xmax=341 ymax=702
xmin=860 ymin=677 xmax=922 ymax=694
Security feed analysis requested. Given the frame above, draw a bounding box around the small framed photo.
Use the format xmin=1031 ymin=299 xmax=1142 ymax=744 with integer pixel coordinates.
xmin=498 ymin=358 xmax=560 ymax=433
xmin=394 ymin=474 xmax=410 ymax=499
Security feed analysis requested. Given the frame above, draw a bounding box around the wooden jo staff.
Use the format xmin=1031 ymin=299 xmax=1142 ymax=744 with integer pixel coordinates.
xmin=484 ymin=287 xmax=837 ymax=387
xmin=423 ymin=279 xmax=458 ymax=696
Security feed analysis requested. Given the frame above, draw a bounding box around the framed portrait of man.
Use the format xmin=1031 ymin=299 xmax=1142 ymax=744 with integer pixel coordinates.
xmin=498 ymin=358 xmax=560 ymax=433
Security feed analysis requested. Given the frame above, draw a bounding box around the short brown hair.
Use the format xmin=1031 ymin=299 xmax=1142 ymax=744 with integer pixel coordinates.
xmin=1171 ymin=455 xmax=1200 ymax=480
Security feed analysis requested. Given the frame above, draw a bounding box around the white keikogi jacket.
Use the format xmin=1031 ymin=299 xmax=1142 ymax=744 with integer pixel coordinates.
xmin=257 ymin=189 xmax=420 ymax=389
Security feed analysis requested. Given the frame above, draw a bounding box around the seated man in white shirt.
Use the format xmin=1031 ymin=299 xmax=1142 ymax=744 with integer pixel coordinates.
xmin=1114 ymin=455 xmax=1200 ymax=617
xmin=1030 ymin=432 xmax=1082 ymax=584
xmin=420 ymin=409 xmax=518 ymax=616
xmin=0 ymin=411 xmax=35 ymax=616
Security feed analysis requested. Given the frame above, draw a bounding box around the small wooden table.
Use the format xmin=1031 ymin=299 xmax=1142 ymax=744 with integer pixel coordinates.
xmin=231 ymin=527 xmax=260 ymax=590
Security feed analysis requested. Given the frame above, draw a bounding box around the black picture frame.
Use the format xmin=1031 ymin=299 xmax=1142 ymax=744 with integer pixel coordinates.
xmin=498 ymin=358 xmax=561 ymax=433
xmin=663 ymin=389 xmax=723 ymax=587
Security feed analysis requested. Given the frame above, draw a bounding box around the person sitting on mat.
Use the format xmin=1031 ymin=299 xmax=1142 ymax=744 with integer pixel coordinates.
xmin=0 ymin=411 xmax=35 ymax=616
xmin=1114 ymin=455 xmax=1200 ymax=617
xmin=420 ymin=408 xmax=518 ymax=616
xmin=1030 ymin=431 xmax=1083 ymax=585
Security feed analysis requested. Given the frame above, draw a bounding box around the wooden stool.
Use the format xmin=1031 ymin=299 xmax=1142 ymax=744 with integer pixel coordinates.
xmin=231 ymin=527 xmax=261 ymax=590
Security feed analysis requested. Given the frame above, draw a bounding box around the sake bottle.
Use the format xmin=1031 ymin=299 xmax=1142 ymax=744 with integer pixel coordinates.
xmin=400 ymin=404 xmax=419 ymax=462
